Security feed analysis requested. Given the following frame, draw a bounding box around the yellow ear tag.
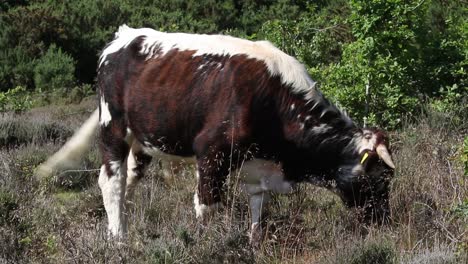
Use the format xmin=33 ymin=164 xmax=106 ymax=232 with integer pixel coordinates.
xmin=360 ymin=152 xmax=369 ymax=164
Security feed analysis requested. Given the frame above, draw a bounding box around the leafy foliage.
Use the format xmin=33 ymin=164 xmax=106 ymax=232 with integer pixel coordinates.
xmin=310 ymin=0 xmax=467 ymax=127
xmin=0 ymin=86 xmax=33 ymax=112
xmin=34 ymin=44 xmax=76 ymax=92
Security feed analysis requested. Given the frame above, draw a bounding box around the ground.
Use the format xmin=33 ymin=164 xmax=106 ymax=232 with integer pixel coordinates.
xmin=0 ymin=97 xmax=466 ymax=263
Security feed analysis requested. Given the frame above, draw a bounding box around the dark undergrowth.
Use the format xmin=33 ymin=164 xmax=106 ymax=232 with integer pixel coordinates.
xmin=0 ymin=99 xmax=466 ymax=263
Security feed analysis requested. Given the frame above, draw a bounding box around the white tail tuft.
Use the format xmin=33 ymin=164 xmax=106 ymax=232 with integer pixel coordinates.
xmin=36 ymin=109 xmax=100 ymax=179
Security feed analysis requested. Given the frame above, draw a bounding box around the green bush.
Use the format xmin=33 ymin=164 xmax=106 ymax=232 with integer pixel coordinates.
xmin=308 ymin=0 xmax=466 ymax=128
xmin=259 ymin=1 xmax=350 ymax=67
xmin=0 ymin=4 xmax=65 ymax=91
xmin=0 ymin=86 xmax=33 ymax=112
xmin=34 ymin=44 xmax=76 ymax=92
xmin=311 ymin=38 xmax=420 ymax=128
xmin=0 ymin=46 xmax=37 ymax=91
xmin=430 ymin=84 xmax=467 ymax=124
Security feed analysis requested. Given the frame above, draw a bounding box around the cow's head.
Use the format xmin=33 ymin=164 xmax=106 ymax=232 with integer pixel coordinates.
xmin=336 ymin=128 xmax=395 ymax=223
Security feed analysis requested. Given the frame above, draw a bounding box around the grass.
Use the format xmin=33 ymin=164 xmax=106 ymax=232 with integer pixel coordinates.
xmin=0 ymin=98 xmax=466 ymax=263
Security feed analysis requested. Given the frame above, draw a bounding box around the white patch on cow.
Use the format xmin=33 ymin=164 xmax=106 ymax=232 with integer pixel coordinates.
xmin=99 ymin=97 xmax=112 ymax=126
xmin=109 ymin=160 xmax=122 ymax=173
xmin=250 ymin=222 xmax=262 ymax=246
xmin=193 ymin=192 xmax=220 ymax=219
xmin=311 ymin=101 xmax=320 ymax=110
xmin=355 ymin=129 xmax=377 ymax=153
xmin=290 ymin=103 xmax=295 ymax=111
xmin=299 ymin=122 xmax=305 ymax=130
xmin=320 ymin=109 xmax=329 ymax=118
xmin=240 ymin=159 xmax=294 ymax=195
xmin=193 ymin=192 xmax=206 ymax=218
xmin=197 ymin=64 xmax=205 ymax=71
xmin=304 ymin=89 xmax=353 ymax=127
xmin=99 ymin=25 xmax=316 ymax=95
xmin=305 ymin=115 xmax=312 ymax=121
xmin=125 ymin=143 xmax=143 ymax=200
xmin=352 ymin=163 xmax=364 ymax=175
xmin=98 ymin=163 xmax=127 ymax=238
xmin=310 ymin=123 xmax=331 ymax=134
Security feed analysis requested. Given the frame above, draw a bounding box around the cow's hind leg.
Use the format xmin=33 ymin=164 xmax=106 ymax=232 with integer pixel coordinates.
xmin=125 ymin=141 xmax=152 ymax=201
xmin=98 ymin=162 xmax=127 ymax=238
xmin=98 ymin=115 xmax=130 ymax=238
xmin=242 ymin=160 xmax=293 ymax=247
xmin=98 ymin=157 xmax=129 ymax=237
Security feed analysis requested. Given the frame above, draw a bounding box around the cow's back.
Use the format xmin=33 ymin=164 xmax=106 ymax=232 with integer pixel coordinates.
xmin=97 ymin=30 xmax=292 ymax=157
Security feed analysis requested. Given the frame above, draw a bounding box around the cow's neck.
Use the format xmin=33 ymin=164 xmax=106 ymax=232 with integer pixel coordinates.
xmin=275 ymin=86 xmax=359 ymax=177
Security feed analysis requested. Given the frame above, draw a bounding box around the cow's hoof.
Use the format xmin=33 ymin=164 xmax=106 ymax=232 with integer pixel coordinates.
xmin=249 ymin=223 xmax=263 ymax=249
xmin=194 ymin=193 xmax=221 ymax=221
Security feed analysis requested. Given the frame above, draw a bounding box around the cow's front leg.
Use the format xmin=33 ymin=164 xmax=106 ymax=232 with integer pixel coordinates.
xmin=193 ymin=162 xmax=227 ymax=222
xmin=193 ymin=156 xmax=228 ymax=220
xmin=248 ymin=191 xmax=270 ymax=248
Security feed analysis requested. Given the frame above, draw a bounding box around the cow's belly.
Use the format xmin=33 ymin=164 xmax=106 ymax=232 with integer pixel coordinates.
xmin=139 ymin=142 xmax=294 ymax=195
xmin=141 ymin=141 xmax=197 ymax=165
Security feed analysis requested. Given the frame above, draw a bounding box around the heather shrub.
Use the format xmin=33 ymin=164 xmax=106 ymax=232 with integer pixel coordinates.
xmin=333 ymin=239 xmax=397 ymax=264
xmin=0 ymin=112 xmax=72 ymax=148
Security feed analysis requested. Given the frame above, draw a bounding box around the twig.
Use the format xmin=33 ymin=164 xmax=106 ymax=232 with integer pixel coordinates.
xmin=435 ymin=218 xmax=460 ymax=243
xmin=59 ymin=110 xmax=95 ymax=118
xmin=311 ymin=24 xmax=340 ymax=32
xmin=408 ymin=0 xmax=427 ymax=12
xmin=56 ymin=168 xmax=100 ymax=177
xmin=0 ymin=153 xmax=12 ymax=181
xmin=63 ymin=233 xmax=80 ymax=264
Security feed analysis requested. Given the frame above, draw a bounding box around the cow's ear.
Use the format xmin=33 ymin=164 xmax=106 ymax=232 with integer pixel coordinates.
xmin=376 ymin=144 xmax=395 ymax=169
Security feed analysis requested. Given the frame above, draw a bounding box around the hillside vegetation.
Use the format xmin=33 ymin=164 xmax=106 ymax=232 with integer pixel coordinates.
xmin=0 ymin=0 xmax=466 ymax=263
xmin=0 ymin=0 xmax=466 ymax=127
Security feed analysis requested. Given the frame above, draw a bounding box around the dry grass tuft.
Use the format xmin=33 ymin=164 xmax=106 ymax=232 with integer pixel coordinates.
xmin=390 ymin=110 xmax=466 ymax=255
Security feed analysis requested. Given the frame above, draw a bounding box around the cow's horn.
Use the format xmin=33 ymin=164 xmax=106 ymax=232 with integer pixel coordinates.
xmin=376 ymin=144 xmax=395 ymax=169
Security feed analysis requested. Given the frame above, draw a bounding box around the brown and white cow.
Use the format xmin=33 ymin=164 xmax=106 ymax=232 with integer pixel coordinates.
xmin=38 ymin=25 xmax=395 ymax=245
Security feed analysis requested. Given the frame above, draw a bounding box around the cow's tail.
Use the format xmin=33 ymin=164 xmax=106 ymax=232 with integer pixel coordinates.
xmin=36 ymin=109 xmax=100 ymax=179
